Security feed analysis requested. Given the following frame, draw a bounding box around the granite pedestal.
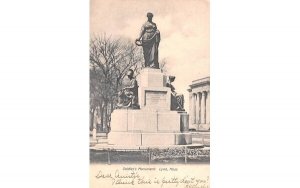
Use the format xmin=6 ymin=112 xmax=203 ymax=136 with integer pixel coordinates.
xmin=108 ymin=68 xmax=191 ymax=146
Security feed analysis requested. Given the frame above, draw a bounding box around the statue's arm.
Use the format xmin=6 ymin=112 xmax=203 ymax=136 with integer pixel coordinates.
xmin=153 ymin=23 xmax=157 ymax=30
xmin=136 ymin=24 xmax=145 ymax=41
xmin=125 ymin=79 xmax=137 ymax=89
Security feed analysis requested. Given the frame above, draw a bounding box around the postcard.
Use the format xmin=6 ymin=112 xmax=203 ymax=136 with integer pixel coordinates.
xmin=90 ymin=0 xmax=210 ymax=187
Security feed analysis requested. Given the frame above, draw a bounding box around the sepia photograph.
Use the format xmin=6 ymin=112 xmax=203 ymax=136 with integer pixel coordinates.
xmin=89 ymin=0 xmax=210 ymax=187
xmin=3 ymin=0 xmax=300 ymax=188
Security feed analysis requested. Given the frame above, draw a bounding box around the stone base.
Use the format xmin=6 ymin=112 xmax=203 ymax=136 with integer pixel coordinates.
xmin=108 ymin=132 xmax=192 ymax=146
xmin=111 ymin=109 xmax=188 ymax=132
xmin=108 ymin=68 xmax=191 ymax=147
xmin=137 ymin=68 xmax=171 ymax=111
xmin=191 ymin=132 xmax=210 ymax=146
xmin=140 ymin=87 xmax=171 ymax=110
xmin=138 ymin=68 xmax=167 ymax=88
xmin=190 ymin=124 xmax=210 ymax=131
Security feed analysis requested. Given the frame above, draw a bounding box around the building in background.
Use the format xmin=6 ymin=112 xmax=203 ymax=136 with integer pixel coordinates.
xmin=188 ymin=77 xmax=210 ymax=131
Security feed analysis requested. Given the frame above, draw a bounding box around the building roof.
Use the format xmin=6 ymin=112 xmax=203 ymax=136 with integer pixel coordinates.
xmin=188 ymin=76 xmax=210 ymax=91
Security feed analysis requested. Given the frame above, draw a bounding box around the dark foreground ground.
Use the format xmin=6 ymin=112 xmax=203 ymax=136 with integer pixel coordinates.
xmin=90 ymin=149 xmax=210 ymax=164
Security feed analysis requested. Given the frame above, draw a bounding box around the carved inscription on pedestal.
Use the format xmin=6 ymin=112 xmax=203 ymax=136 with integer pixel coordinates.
xmin=145 ymin=91 xmax=167 ymax=108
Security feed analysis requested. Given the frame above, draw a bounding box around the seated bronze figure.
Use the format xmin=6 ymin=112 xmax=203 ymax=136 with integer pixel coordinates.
xmin=166 ymin=76 xmax=185 ymax=111
xmin=116 ymin=69 xmax=140 ymax=109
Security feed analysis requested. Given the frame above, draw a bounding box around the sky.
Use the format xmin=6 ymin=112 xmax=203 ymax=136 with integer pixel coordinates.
xmin=90 ymin=0 xmax=210 ymax=110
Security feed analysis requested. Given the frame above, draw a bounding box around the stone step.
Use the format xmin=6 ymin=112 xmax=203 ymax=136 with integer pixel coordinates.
xmin=97 ymin=139 xmax=108 ymax=144
xmin=96 ymin=133 xmax=108 ymax=137
xmin=108 ymin=132 xmax=192 ymax=146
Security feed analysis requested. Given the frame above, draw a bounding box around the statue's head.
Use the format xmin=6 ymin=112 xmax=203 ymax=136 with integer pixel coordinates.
xmin=127 ymin=69 xmax=134 ymax=78
xmin=147 ymin=12 xmax=153 ymax=20
xmin=168 ymin=76 xmax=176 ymax=83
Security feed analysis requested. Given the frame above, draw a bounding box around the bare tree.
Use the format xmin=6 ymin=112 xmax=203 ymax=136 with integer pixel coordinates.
xmin=90 ymin=34 xmax=143 ymax=132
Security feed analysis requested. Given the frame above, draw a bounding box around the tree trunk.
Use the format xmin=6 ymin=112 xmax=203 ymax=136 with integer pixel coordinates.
xmin=108 ymin=101 xmax=114 ymax=132
xmin=100 ymin=103 xmax=104 ymax=133
xmin=104 ymin=100 xmax=108 ymax=132
xmin=90 ymin=108 xmax=95 ymax=131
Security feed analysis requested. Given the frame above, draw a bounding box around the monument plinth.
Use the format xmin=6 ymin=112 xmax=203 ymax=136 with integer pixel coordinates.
xmin=108 ymin=68 xmax=191 ymax=146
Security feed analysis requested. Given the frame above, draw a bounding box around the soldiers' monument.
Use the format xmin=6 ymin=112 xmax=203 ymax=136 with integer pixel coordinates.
xmin=108 ymin=12 xmax=192 ymax=146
